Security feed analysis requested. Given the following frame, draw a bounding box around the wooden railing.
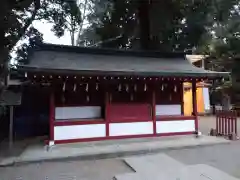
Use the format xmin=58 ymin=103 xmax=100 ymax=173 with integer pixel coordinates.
xmin=216 ymin=110 xmax=237 ymax=136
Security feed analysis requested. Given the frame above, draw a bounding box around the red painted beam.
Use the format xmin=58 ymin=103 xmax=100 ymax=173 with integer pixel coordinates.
xmin=54 ymin=119 xmax=105 ymax=126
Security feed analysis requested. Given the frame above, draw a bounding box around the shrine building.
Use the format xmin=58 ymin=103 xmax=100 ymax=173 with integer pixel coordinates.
xmin=18 ymin=43 xmax=228 ymax=145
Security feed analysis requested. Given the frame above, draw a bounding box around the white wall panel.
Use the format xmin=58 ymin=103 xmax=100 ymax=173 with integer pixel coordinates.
xmin=55 ymin=106 xmax=101 ymax=120
xmin=156 ymin=120 xmax=195 ymax=133
xmin=155 ymin=105 xmax=181 ymax=116
xmin=110 ymin=122 xmax=153 ymax=136
xmin=54 ymin=124 xmax=106 ymax=140
xmin=203 ymin=88 xmax=210 ymax=111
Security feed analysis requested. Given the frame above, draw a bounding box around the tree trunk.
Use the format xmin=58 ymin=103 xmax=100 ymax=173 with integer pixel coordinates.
xmin=76 ymin=0 xmax=88 ymax=45
xmin=70 ymin=31 xmax=75 ymax=46
xmin=138 ymin=0 xmax=150 ymax=50
xmin=222 ymin=93 xmax=231 ymax=110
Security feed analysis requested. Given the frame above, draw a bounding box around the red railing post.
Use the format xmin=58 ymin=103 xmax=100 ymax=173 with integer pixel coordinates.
xmin=225 ymin=111 xmax=228 ymax=135
xmin=231 ymin=112 xmax=234 ymax=134
xmin=234 ymin=111 xmax=237 ymax=135
xmin=219 ymin=110 xmax=222 ymax=135
xmin=222 ymin=111 xmax=225 ymax=135
xmin=228 ymin=111 xmax=231 ymax=135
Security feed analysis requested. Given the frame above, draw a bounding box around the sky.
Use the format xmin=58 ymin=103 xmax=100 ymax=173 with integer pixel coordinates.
xmin=32 ymin=0 xmax=89 ymax=45
xmin=33 ymin=20 xmax=71 ymax=45
xmin=10 ymin=20 xmax=71 ymax=65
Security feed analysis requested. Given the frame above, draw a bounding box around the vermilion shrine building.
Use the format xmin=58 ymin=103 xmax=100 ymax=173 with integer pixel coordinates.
xmin=18 ymin=44 xmax=228 ymax=145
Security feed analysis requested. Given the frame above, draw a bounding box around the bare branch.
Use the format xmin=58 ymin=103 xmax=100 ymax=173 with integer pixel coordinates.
xmin=77 ymin=0 xmax=88 ymax=44
xmin=88 ymin=35 xmax=123 ymax=47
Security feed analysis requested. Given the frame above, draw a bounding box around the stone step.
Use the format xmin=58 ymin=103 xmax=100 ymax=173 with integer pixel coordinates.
xmin=123 ymin=154 xmax=184 ymax=173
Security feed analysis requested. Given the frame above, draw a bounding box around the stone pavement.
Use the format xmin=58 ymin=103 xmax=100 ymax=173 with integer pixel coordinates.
xmin=123 ymin=153 xmax=184 ymax=173
xmin=0 ymin=158 xmax=133 ymax=180
xmin=0 ymin=135 xmax=229 ymax=166
xmin=114 ymin=154 xmax=239 ymax=180
xmin=2 ymin=141 xmax=240 ymax=180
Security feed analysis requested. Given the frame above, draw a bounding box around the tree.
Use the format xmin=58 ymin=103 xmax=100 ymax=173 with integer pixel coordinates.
xmin=76 ymin=0 xmax=94 ymax=45
xmin=15 ymin=27 xmax=44 ymax=65
xmin=195 ymin=2 xmax=240 ymax=109
xmin=197 ymin=2 xmax=240 ymax=73
xmin=78 ymin=0 xmax=137 ymax=48
xmin=1 ymin=0 xmax=83 ymax=91
xmin=44 ymin=0 xmax=82 ymax=45
xmin=78 ymin=0 xmax=239 ymax=52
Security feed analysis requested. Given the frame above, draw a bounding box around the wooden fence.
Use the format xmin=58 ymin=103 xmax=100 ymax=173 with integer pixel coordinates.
xmin=216 ymin=110 xmax=237 ymax=136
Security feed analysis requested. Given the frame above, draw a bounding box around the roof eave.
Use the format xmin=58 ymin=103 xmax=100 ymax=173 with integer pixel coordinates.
xmin=18 ymin=66 xmax=229 ymax=79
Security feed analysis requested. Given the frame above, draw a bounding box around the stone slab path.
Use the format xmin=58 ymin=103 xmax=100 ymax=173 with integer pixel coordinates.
xmin=124 ymin=154 xmax=184 ymax=173
xmin=114 ymin=154 xmax=239 ymax=180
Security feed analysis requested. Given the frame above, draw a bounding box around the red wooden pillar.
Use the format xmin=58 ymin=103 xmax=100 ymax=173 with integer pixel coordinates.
xmin=152 ymin=90 xmax=156 ymax=135
xmin=192 ymin=80 xmax=198 ymax=132
xmin=49 ymin=92 xmax=55 ymax=145
xmin=180 ymin=82 xmax=184 ymax=115
xmin=105 ymin=92 xmax=110 ymax=136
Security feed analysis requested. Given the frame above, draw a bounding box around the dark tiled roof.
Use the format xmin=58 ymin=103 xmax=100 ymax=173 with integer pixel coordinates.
xmin=19 ymin=43 xmax=229 ymax=78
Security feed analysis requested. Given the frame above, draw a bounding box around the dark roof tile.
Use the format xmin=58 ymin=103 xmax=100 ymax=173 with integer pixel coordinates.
xmin=19 ymin=43 xmax=229 ymax=78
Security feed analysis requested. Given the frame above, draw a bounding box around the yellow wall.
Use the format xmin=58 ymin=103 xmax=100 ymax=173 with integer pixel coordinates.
xmin=184 ymin=88 xmax=193 ymax=115
xmin=183 ymin=83 xmax=205 ymax=115
xmin=196 ymin=87 xmax=204 ymax=113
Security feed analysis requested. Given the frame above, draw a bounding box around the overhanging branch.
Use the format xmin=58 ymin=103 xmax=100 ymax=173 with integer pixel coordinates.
xmin=8 ymin=0 xmax=41 ymax=51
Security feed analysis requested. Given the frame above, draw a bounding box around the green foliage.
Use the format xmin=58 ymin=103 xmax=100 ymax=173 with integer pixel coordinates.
xmin=15 ymin=27 xmax=43 ymax=65
xmin=79 ymin=0 xmax=137 ymax=48
xmin=1 ymin=0 xmax=82 ymax=68
xmin=197 ymin=1 xmax=240 ymax=71
xmin=0 ymin=0 xmax=83 ymax=96
xmin=79 ymin=0 xmax=240 ymax=51
xmin=196 ymin=2 xmax=240 ymax=99
xmin=42 ymin=0 xmax=82 ymax=45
